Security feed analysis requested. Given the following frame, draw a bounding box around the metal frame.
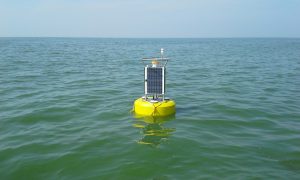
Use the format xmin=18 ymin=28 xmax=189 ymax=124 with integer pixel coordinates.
xmin=142 ymin=49 xmax=169 ymax=101
xmin=142 ymin=57 xmax=169 ymax=67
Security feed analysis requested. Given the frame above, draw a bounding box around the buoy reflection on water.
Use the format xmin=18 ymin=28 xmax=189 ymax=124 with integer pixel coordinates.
xmin=133 ymin=115 xmax=176 ymax=147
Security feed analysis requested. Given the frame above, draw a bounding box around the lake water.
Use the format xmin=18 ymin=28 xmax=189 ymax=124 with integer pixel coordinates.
xmin=1 ymin=38 xmax=300 ymax=179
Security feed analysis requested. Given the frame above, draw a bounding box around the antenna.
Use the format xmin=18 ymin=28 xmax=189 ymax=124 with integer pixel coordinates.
xmin=160 ymin=48 xmax=164 ymax=58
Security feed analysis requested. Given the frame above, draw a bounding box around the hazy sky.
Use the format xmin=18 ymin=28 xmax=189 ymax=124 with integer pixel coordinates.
xmin=0 ymin=0 xmax=299 ymax=37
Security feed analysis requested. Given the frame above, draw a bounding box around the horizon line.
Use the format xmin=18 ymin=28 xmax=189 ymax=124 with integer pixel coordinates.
xmin=1 ymin=36 xmax=300 ymax=39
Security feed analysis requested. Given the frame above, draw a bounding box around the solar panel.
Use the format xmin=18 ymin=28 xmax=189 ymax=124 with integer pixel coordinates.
xmin=145 ymin=67 xmax=165 ymax=95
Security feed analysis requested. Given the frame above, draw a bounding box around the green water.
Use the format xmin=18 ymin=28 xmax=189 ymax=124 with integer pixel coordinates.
xmin=1 ymin=38 xmax=300 ymax=179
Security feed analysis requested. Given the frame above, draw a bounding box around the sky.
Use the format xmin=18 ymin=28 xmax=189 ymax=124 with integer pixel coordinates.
xmin=0 ymin=0 xmax=300 ymax=37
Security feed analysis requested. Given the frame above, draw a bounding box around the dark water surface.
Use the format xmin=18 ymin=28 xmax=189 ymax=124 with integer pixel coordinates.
xmin=1 ymin=38 xmax=300 ymax=179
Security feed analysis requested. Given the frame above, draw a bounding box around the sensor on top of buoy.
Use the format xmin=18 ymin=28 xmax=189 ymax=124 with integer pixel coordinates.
xmin=133 ymin=49 xmax=176 ymax=117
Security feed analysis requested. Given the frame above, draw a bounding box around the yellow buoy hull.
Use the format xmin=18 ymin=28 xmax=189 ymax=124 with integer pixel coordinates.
xmin=134 ymin=98 xmax=176 ymax=117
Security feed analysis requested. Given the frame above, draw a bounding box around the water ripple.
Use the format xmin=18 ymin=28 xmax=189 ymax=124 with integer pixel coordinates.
xmin=1 ymin=38 xmax=300 ymax=179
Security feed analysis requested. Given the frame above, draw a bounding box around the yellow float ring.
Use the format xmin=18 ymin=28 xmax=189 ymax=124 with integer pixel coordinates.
xmin=134 ymin=97 xmax=176 ymax=117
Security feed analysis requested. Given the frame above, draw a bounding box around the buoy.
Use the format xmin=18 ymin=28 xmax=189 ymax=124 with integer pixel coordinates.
xmin=133 ymin=49 xmax=176 ymax=117
xmin=134 ymin=97 xmax=176 ymax=117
